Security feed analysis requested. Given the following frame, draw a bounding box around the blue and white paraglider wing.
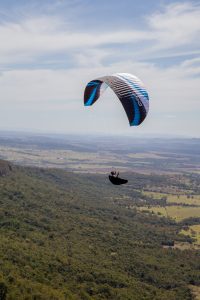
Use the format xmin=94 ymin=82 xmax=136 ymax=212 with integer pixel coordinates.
xmin=84 ymin=73 xmax=149 ymax=126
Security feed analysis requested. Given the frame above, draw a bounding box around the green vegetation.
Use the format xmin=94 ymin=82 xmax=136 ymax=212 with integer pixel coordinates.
xmin=0 ymin=163 xmax=200 ymax=299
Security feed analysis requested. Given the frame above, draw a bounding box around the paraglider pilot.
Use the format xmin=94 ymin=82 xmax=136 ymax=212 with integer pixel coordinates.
xmin=110 ymin=171 xmax=119 ymax=177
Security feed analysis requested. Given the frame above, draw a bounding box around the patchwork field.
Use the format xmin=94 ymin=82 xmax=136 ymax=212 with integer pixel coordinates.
xmin=139 ymin=206 xmax=200 ymax=221
xmin=0 ymin=134 xmax=200 ymax=174
xmin=142 ymin=191 xmax=200 ymax=206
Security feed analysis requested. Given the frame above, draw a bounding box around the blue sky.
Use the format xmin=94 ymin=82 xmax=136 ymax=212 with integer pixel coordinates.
xmin=0 ymin=0 xmax=199 ymax=137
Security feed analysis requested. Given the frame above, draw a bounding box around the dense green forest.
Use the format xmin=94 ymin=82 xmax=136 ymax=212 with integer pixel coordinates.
xmin=0 ymin=160 xmax=200 ymax=299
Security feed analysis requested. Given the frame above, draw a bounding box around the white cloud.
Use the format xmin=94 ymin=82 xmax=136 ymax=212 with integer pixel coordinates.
xmin=0 ymin=16 xmax=149 ymax=65
xmin=0 ymin=2 xmax=199 ymax=66
xmin=147 ymin=2 xmax=200 ymax=52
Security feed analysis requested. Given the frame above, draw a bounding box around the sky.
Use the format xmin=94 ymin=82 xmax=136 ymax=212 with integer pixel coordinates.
xmin=0 ymin=0 xmax=200 ymax=137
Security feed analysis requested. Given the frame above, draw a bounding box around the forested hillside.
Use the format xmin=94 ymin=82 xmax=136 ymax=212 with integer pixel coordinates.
xmin=0 ymin=162 xmax=200 ymax=299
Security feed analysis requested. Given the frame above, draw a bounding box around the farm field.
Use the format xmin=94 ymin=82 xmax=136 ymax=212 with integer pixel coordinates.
xmin=139 ymin=206 xmax=200 ymax=221
xmin=142 ymin=191 xmax=200 ymax=206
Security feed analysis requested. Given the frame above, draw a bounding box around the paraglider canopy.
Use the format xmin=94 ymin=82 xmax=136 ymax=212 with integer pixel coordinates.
xmin=84 ymin=73 xmax=149 ymax=126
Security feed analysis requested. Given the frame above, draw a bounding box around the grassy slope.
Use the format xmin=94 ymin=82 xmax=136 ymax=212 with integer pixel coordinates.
xmin=0 ymin=165 xmax=200 ymax=299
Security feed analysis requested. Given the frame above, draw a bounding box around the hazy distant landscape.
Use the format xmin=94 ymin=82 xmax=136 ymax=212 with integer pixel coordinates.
xmin=0 ymin=132 xmax=199 ymax=174
xmin=0 ymin=132 xmax=200 ymax=299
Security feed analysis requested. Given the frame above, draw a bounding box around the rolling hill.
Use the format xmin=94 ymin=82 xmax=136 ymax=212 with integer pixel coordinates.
xmin=0 ymin=161 xmax=199 ymax=299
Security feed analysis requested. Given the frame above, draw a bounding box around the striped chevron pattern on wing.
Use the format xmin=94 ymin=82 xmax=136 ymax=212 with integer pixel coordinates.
xmin=84 ymin=73 xmax=149 ymax=126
